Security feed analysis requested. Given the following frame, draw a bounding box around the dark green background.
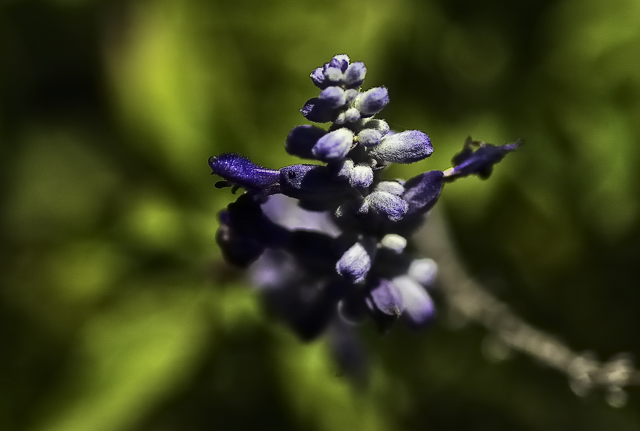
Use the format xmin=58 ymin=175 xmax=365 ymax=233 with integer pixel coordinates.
xmin=2 ymin=0 xmax=639 ymax=430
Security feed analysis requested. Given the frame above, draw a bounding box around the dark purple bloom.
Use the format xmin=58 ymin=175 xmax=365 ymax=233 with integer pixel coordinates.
xmin=446 ymin=137 xmax=522 ymax=180
xmin=402 ymin=170 xmax=444 ymax=217
xmin=210 ymin=54 xmax=520 ymax=344
xmin=209 ymin=154 xmax=279 ymax=193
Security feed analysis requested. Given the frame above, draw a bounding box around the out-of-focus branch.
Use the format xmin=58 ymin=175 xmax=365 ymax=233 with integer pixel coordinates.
xmin=417 ymin=207 xmax=639 ymax=407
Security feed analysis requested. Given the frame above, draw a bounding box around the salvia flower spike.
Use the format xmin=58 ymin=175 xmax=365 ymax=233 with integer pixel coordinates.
xmin=209 ymin=54 xmax=520 ymax=341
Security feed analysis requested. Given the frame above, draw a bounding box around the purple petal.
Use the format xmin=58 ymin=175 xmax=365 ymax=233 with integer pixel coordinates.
xmin=402 ymin=170 xmax=444 ymax=216
xmin=448 ymin=138 xmax=522 ymax=180
xmin=208 ymin=154 xmax=279 ymax=190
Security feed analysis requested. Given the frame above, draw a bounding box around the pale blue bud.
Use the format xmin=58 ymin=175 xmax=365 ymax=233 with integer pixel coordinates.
xmin=312 ymin=128 xmax=354 ymax=161
xmin=369 ymin=130 xmax=433 ymax=164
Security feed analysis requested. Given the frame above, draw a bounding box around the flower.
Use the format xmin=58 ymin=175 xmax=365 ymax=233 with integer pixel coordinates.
xmin=209 ymin=54 xmax=519 ymax=340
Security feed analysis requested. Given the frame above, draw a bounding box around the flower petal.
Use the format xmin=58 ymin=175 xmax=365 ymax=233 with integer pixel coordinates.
xmin=209 ymin=153 xmax=279 ymax=191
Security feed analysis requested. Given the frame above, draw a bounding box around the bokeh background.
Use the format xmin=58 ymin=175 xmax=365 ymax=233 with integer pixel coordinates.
xmin=2 ymin=0 xmax=640 ymax=430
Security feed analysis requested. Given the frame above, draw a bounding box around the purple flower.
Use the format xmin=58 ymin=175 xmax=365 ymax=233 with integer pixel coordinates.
xmin=445 ymin=137 xmax=522 ymax=180
xmin=209 ymin=154 xmax=279 ymax=193
xmin=209 ymin=54 xmax=520 ymax=343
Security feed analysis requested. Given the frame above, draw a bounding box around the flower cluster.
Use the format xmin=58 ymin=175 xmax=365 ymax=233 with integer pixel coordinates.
xmin=210 ymin=54 xmax=520 ymax=340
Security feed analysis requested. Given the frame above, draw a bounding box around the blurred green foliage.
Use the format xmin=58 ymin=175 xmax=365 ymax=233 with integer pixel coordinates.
xmin=1 ymin=0 xmax=639 ymax=430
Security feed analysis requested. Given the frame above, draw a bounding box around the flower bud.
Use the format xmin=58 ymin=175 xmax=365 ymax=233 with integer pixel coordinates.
xmin=369 ymin=131 xmax=433 ymax=164
xmin=375 ymin=181 xmax=405 ymax=196
xmin=329 ymin=54 xmax=350 ymax=72
xmin=364 ymin=191 xmax=408 ymax=221
xmin=365 ymin=278 xmax=404 ymax=330
xmin=323 ymin=66 xmax=344 ymax=84
xmin=344 ymin=108 xmax=361 ymax=123
xmin=286 ymin=125 xmax=327 ymax=159
xmin=357 ymin=129 xmax=382 ymax=147
xmin=300 ymin=97 xmax=334 ymax=123
xmin=310 ymin=67 xmax=327 ymax=88
xmin=393 ymin=275 xmax=435 ymax=327
xmin=312 ymin=128 xmax=354 ymax=161
xmin=362 ymin=118 xmax=390 ymax=136
xmin=349 ymin=165 xmax=374 ymax=188
xmin=319 ymin=86 xmax=347 ymax=109
xmin=354 ymin=87 xmax=389 ymax=116
xmin=336 ymin=241 xmax=373 ymax=283
xmin=344 ymin=61 xmax=367 ymax=88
